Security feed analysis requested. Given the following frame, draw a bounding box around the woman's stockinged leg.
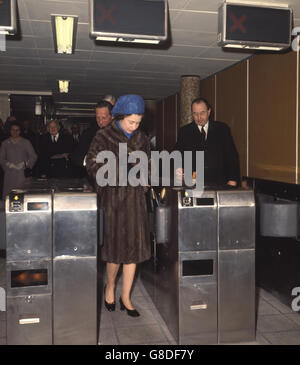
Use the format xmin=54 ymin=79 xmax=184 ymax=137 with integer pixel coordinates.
xmin=106 ymin=262 xmax=120 ymax=303
xmin=121 ymin=263 xmax=137 ymax=310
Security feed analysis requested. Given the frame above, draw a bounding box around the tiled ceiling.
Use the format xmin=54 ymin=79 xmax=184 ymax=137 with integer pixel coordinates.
xmin=1 ymin=0 xmax=300 ymax=104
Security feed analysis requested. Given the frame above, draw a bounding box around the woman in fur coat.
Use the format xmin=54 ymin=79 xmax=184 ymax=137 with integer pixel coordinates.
xmin=86 ymin=94 xmax=151 ymax=317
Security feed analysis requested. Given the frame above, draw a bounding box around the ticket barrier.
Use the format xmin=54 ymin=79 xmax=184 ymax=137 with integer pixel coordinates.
xmin=5 ymin=188 xmax=98 ymax=345
xmin=141 ymin=188 xmax=255 ymax=344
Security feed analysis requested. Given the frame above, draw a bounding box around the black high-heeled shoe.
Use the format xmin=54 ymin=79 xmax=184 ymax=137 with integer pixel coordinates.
xmin=119 ymin=297 xmax=140 ymax=317
xmin=104 ymin=285 xmax=115 ymax=312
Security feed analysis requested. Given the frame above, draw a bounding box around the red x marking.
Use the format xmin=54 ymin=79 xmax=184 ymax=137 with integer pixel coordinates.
xmin=229 ymin=13 xmax=247 ymax=34
xmin=97 ymin=3 xmax=116 ymax=25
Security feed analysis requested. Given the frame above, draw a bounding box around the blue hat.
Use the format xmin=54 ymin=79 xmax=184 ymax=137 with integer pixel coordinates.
xmin=111 ymin=94 xmax=144 ymax=116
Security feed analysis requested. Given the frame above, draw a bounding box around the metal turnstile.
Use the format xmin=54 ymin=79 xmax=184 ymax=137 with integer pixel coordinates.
xmin=141 ymin=187 xmax=255 ymax=345
xmin=53 ymin=192 xmax=97 ymax=344
xmin=5 ymin=187 xmax=98 ymax=345
xmin=217 ymin=190 xmax=255 ymax=343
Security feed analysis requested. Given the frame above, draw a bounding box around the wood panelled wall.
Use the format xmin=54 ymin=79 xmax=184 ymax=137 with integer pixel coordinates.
xmin=200 ymin=76 xmax=216 ymax=117
xmin=155 ymin=99 xmax=164 ymax=151
xmin=249 ymin=52 xmax=297 ymax=183
xmin=155 ymin=93 xmax=179 ymax=152
xmin=216 ymin=62 xmax=248 ymax=179
xmin=155 ymin=49 xmax=299 ymax=184
xmin=201 ymin=51 xmax=299 ymax=184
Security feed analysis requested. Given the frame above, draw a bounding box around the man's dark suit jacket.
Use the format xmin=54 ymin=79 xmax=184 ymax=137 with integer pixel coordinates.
xmin=40 ymin=133 xmax=74 ymax=178
xmin=174 ymin=120 xmax=240 ymax=187
xmin=70 ymin=121 xmax=99 ymax=168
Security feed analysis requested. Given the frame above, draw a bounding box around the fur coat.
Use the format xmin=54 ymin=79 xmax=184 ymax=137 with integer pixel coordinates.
xmin=86 ymin=121 xmax=151 ymax=264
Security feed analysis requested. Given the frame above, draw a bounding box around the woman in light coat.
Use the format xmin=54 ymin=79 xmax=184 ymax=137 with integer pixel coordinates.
xmin=0 ymin=122 xmax=37 ymax=199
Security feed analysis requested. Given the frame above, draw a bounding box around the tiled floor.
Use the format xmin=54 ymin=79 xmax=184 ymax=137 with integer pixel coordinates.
xmin=97 ymin=272 xmax=176 ymax=345
xmin=1 ymin=256 xmax=300 ymax=345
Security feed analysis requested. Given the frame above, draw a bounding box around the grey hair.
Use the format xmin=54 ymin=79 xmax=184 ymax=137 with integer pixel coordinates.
xmin=103 ymin=94 xmax=116 ymax=104
xmin=47 ymin=119 xmax=60 ymax=131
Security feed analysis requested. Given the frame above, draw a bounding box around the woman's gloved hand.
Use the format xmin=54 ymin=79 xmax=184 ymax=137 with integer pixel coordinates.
xmin=15 ymin=161 xmax=25 ymax=170
xmin=6 ymin=161 xmax=25 ymax=170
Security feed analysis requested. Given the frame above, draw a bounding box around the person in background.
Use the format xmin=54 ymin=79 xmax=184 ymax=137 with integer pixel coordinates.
xmin=0 ymin=118 xmax=5 ymax=144
xmin=34 ymin=122 xmax=47 ymax=177
xmin=70 ymin=100 xmax=113 ymax=171
xmin=0 ymin=122 xmax=37 ymax=199
xmin=39 ymin=120 xmax=74 ymax=179
xmin=71 ymin=122 xmax=81 ymax=145
xmin=174 ymin=97 xmax=240 ymax=187
xmin=35 ymin=122 xmax=47 ymax=151
xmin=69 ymin=122 xmax=84 ymax=178
xmin=103 ymin=94 xmax=116 ymax=106
xmin=86 ymin=94 xmax=151 ymax=318
xmin=4 ymin=116 xmax=17 ymax=138
xmin=21 ymin=119 xmax=36 ymax=151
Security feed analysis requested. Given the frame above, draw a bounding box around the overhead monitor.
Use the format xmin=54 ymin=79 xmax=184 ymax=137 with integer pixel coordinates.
xmin=0 ymin=0 xmax=17 ymax=35
xmin=89 ymin=0 xmax=168 ymax=44
xmin=218 ymin=3 xmax=292 ymax=51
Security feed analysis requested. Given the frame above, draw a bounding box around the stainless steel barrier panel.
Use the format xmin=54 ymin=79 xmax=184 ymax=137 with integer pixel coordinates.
xmin=6 ymin=260 xmax=52 ymax=345
xmin=142 ymin=187 xmax=256 ymax=345
xmin=6 ymin=187 xmax=98 ymax=345
xmin=178 ymin=190 xmax=217 ymax=252
xmin=53 ymin=192 xmax=97 ymax=345
xmin=6 ymin=192 xmax=52 ymax=261
xmin=143 ymin=188 xmax=218 ymax=345
xmin=179 ymin=250 xmax=217 ymax=345
xmin=6 ymin=191 xmax=53 ymax=345
xmin=178 ymin=189 xmax=218 ymax=345
xmin=258 ymin=194 xmax=298 ymax=237
xmin=217 ymin=190 xmax=256 ymax=343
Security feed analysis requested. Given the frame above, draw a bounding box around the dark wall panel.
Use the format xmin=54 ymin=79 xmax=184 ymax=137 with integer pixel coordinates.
xmin=249 ymin=52 xmax=297 ymax=183
xmin=156 ymin=99 xmax=164 ymax=150
xmin=200 ymin=75 xmax=216 ymax=117
xmin=164 ymin=93 xmax=178 ymax=152
xmin=216 ymin=61 xmax=248 ymax=179
xmin=144 ymin=100 xmax=158 ymax=138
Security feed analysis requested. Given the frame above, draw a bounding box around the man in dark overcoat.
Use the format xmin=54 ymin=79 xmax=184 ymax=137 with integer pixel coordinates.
xmin=174 ymin=97 xmax=240 ymax=187
xmin=39 ymin=120 xmax=74 ymax=178
xmin=70 ymin=100 xmax=113 ymax=170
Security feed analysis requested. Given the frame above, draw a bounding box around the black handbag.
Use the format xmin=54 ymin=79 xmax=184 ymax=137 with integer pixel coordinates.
xmin=24 ymin=161 xmax=33 ymax=177
xmin=24 ymin=167 xmax=33 ymax=177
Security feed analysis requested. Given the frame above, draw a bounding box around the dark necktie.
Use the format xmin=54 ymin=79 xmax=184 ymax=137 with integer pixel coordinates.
xmin=199 ymin=127 xmax=206 ymax=149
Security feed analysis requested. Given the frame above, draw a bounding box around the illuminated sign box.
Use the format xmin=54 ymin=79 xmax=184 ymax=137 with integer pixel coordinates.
xmin=0 ymin=0 xmax=17 ymax=35
xmin=89 ymin=0 xmax=167 ymax=44
xmin=218 ymin=3 xmax=292 ymax=51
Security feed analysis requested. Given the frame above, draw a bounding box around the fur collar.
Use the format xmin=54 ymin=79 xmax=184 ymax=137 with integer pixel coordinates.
xmin=100 ymin=120 xmax=148 ymax=152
